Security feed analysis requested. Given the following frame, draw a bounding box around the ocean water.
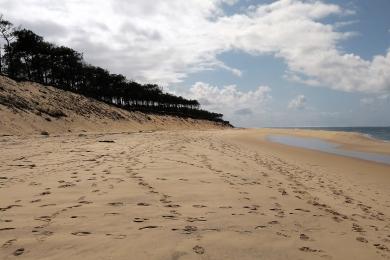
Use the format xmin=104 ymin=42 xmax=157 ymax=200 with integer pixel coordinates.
xmin=267 ymin=135 xmax=390 ymax=165
xmin=284 ymin=127 xmax=390 ymax=141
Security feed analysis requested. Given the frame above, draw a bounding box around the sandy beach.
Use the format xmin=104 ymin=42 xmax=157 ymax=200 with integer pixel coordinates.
xmin=1 ymin=128 xmax=389 ymax=260
xmin=1 ymin=1 xmax=390 ymax=259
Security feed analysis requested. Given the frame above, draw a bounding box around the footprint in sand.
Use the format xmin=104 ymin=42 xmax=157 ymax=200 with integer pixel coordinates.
xmin=137 ymin=202 xmax=150 ymax=206
xmin=133 ymin=217 xmax=148 ymax=223
xmin=40 ymin=203 xmax=56 ymax=207
xmin=13 ymin=248 xmax=25 ymax=256
xmin=0 ymin=227 xmax=15 ymax=231
xmin=160 ymin=197 xmax=172 ymax=204
xmin=35 ymin=230 xmax=54 ymax=241
xmin=71 ymin=231 xmax=91 ymax=236
xmin=374 ymin=244 xmax=389 ymax=252
xmin=183 ymin=226 xmax=198 ymax=234
xmin=0 ymin=205 xmax=22 ymax=211
xmin=187 ymin=217 xmax=206 ymax=222
xmin=219 ymin=206 xmax=232 ymax=209
xmin=299 ymin=246 xmax=320 ymax=253
xmin=300 ymin=234 xmax=310 ymax=241
xmin=162 ymin=215 xmax=177 ymax=220
xmin=278 ymin=188 xmax=288 ymax=195
xmin=244 ymin=205 xmax=259 ymax=211
xmin=1 ymin=239 xmax=16 ymax=248
xmin=138 ymin=225 xmax=159 ymax=230
xmin=352 ymin=223 xmax=364 ymax=233
xmin=35 ymin=216 xmax=51 ymax=222
xmin=58 ymin=183 xmax=75 ymax=188
xmin=356 ymin=237 xmax=368 ymax=243
xmin=104 ymin=212 xmax=120 ymax=216
xmin=165 ymin=204 xmax=180 ymax=208
xmin=67 ymin=205 xmax=82 ymax=209
xmin=193 ymin=204 xmax=207 ymax=208
xmin=295 ymin=208 xmax=310 ymax=213
xmin=276 ymin=232 xmax=290 ymax=238
xmin=108 ymin=234 xmax=127 ymax=239
xmin=108 ymin=202 xmax=124 ymax=207
xmin=193 ymin=245 xmax=205 ymax=254
xmin=79 ymin=200 xmax=93 ymax=205
xmin=32 ymin=227 xmax=43 ymax=233
xmin=255 ymin=225 xmax=267 ymax=229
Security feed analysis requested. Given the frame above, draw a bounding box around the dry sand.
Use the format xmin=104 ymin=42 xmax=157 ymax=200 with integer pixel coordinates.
xmin=0 ymin=75 xmax=227 ymax=135
xmin=1 ymin=128 xmax=390 ymax=260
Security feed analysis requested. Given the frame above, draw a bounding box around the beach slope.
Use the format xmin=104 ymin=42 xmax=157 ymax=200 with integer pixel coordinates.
xmin=0 ymin=76 xmax=228 ymax=135
xmin=1 ymin=128 xmax=389 ymax=259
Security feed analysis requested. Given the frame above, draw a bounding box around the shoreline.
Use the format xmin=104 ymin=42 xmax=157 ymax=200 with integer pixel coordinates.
xmin=1 ymin=129 xmax=389 ymax=259
xmin=258 ymin=127 xmax=390 ymax=155
xmin=265 ymin=127 xmax=390 ymax=142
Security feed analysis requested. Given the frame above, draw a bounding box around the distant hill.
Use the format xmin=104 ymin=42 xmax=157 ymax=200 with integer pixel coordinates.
xmin=0 ymin=75 xmax=231 ymax=135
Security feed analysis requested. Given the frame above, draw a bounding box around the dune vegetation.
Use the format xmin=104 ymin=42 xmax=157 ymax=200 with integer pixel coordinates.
xmin=0 ymin=15 xmax=230 ymax=125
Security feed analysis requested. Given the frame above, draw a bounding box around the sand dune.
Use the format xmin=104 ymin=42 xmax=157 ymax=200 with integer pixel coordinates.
xmin=1 ymin=129 xmax=389 ymax=259
xmin=0 ymin=76 xmax=227 ymax=135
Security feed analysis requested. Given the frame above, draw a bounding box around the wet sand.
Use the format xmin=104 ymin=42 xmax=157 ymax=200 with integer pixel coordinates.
xmin=1 ymin=128 xmax=389 ymax=259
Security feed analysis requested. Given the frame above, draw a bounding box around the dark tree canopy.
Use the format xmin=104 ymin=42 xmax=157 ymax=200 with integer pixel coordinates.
xmin=0 ymin=15 xmax=16 ymax=72
xmin=0 ymin=16 xmax=229 ymax=125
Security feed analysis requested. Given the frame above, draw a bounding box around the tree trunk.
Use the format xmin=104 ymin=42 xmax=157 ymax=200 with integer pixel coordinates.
xmin=0 ymin=47 xmax=2 ymax=74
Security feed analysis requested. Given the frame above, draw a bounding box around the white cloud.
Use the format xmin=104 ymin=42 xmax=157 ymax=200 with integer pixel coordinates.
xmin=360 ymin=97 xmax=375 ymax=106
xmin=288 ymin=95 xmax=307 ymax=110
xmin=1 ymin=0 xmax=234 ymax=84
xmin=360 ymin=94 xmax=389 ymax=107
xmin=334 ymin=20 xmax=359 ymax=29
xmin=1 ymin=0 xmax=390 ymax=93
xmin=378 ymin=94 xmax=389 ymax=101
xmin=223 ymin=1 xmax=390 ymax=93
xmin=168 ymin=82 xmax=271 ymax=120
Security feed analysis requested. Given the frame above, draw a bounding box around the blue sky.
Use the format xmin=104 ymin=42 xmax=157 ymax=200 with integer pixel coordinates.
xmin=181 ymin=0 xmax=390 ymax=127
xmin=1 ymin=0 xmax=390 ymax=127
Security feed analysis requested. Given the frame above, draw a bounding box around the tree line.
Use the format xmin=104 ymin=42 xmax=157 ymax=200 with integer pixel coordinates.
xmin=0 ymin=16 xmax=230 ymax=125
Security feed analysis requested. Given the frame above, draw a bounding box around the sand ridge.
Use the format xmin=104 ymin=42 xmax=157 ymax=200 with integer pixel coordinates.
xmin=0 ymin=129 xmax=389 ymax=259
xmin=0 ymin=75 xmax=228 ymax=135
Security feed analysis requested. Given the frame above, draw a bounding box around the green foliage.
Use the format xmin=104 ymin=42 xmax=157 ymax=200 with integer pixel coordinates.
xmin=0 ymin=16 xmax=230 ymax=125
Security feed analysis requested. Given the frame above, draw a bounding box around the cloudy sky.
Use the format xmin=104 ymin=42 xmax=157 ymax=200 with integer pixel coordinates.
xmin=1 ymin=0 xmax=390 ymax=127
